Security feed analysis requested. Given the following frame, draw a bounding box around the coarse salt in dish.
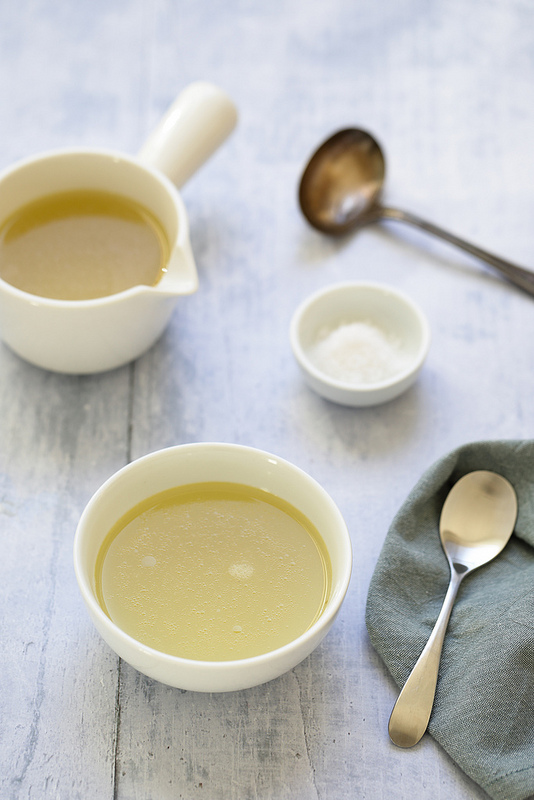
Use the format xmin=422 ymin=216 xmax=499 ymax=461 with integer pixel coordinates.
xmin=309 ymin=319 xmax=410 ymax=386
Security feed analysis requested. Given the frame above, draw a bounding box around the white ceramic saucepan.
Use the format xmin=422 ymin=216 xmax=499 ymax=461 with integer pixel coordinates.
xmin=0 ymin=82 xmax=237 ymax=374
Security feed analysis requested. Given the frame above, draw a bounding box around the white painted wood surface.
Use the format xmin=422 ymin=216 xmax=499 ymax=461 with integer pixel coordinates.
xmin=1 ymin=1 xmax=533 ymax=798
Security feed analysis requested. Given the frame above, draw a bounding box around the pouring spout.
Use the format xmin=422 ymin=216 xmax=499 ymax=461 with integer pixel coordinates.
xmin=138 ymin=82 xmax=237 ymax=189
xmin=152 ymin=236 xmax=199 ymax=297
xmin=153 ymin=240 xmax=198 ymax=297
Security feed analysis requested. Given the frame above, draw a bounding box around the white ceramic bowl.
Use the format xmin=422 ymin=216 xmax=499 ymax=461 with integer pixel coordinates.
xmin=290 ymin=281 xmax=430 ymax=407
xmin=73 ymin=443 xmax=352 ymax=692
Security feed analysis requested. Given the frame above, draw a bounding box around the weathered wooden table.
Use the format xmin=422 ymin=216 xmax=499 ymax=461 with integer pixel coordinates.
xmin=2 ymin=1 xmax=533 ymax=797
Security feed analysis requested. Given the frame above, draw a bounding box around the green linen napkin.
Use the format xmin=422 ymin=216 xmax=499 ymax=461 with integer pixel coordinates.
xmin=365 ymin=440 xmax=534 ymax=800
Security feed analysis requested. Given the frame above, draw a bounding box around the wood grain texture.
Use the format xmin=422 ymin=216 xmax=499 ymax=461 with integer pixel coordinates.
xmin=1 ymin=1 xmax=533 ymax=798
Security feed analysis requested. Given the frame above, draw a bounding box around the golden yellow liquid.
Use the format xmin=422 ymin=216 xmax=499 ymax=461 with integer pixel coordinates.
xmin=95 ymin=482 xmax=331 ymax=661
xmin=0 ymin=189 xmax=169 ymax=300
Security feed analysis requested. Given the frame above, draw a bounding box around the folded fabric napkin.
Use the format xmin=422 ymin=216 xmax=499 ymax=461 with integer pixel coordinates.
xmin=366 ymin=440 xmax=534 ymax=800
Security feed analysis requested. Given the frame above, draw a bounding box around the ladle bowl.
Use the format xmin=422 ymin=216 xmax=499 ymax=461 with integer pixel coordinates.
xmin=299 ymin=128 xmax=534 ymax=297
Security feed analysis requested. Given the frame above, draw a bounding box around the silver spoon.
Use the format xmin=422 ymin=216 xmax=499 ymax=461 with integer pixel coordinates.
xmin=388 ymin=470 xmax=517 ymax=749
xmin=298 ymin=129 xmax=534 ymax=297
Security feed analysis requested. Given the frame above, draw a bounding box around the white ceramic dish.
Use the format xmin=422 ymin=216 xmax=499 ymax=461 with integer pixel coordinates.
xmin=73 ymin=442 xmax=352 ymax=693
xmin=290 ymin=281 xmax=430 ymax=407
xmin=0 ymin=82 xmax=237 ymax=374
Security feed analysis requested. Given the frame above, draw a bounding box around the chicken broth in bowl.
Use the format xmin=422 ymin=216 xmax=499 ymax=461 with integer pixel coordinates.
xmin=96 ymin=482 xmax=332 ymax=661
xmin=74 ymin=442 xmax=351 ymax=691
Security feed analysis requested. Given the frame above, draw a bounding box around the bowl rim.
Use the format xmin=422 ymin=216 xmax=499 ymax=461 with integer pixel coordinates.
xmin=73 ymin=441 xmax=353 ymax=672
xmin=289 ymin=280 xmax=431 ymax=394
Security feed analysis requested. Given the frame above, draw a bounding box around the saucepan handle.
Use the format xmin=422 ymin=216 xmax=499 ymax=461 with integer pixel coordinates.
xmin=138 ymin=81 xmax=238 ymax=189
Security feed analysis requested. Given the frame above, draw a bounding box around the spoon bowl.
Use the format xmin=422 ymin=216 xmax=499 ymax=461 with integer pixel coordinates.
xmin=299 ymin=128 xmax=534 ymax=296
xmin=388 ymin=470 xmax=517 ymax=748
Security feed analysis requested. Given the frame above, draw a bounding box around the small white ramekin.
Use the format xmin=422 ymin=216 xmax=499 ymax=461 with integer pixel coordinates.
xmin=290 ymin=281 xmax=430 ymax=407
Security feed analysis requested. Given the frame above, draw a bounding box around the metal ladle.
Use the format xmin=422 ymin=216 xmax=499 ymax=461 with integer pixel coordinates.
xmin=388 ymin=470 xmax=518 ymax=748
xmin=298 ymin=129 xmax=534 ymax=297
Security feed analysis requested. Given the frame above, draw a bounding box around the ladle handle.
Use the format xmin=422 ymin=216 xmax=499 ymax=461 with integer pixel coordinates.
xmin=380 ymin=206 xmax=534 ymax=297
xmin=388 ymin=567 xmax=464 ymax=748
xmin=138 ymin=82 xmax=238 ymax=189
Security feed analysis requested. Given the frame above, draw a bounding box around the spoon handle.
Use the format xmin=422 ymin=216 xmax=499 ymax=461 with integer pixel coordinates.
xmin=388 ymin=567 xmax=464 ymax=748
xmin=380 ymin=207 xmax=534 ymax=297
